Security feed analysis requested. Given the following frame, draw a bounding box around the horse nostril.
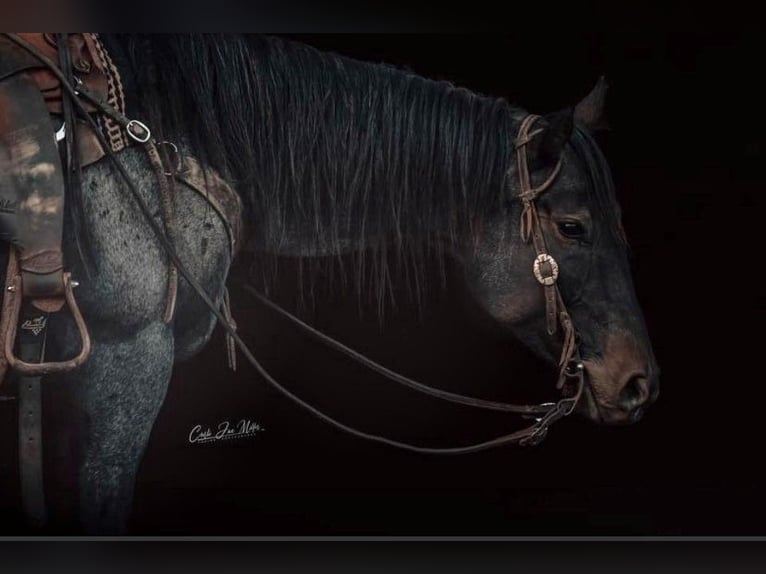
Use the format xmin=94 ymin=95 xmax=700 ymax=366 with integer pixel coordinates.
xmin=619 ymin=374 xmax=650 ymax=411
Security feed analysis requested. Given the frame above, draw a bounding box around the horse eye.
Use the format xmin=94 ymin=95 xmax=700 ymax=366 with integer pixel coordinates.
xmin=557 ymin=220 xmax=587 ymax=239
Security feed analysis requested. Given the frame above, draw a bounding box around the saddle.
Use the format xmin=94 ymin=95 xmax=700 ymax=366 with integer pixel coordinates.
xmin=0 ymin=32 xmax=242 ymax=526
xmin=0 ymin=33 xmax=102 ymax=381
xmin=0 ymin=33 xmax=243 ymax=379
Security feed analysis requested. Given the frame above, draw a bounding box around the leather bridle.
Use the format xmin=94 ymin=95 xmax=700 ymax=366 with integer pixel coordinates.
xmin=2 ymin=33 xmax=585 ymax=455
xmin=242 ymin=114 xmax=586 ymax=448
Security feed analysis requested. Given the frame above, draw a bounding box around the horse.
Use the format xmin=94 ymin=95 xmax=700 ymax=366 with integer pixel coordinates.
xmin=0 ymin=33 xmax=659 ymax=534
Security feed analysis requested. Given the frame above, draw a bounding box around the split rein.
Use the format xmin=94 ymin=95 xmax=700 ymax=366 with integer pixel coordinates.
xmin=3 ymin=33 xmax=584 ymax=454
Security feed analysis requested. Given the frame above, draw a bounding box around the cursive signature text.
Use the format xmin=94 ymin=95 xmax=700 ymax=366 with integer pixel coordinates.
xmin=188 ymin=418 xmax=265 ymax=444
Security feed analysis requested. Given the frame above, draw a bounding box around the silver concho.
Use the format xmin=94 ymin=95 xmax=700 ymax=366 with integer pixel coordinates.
xmin=533 ymin=253 xmax=559 ymax=286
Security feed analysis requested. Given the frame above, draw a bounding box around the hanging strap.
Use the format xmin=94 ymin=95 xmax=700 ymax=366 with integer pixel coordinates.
xmin=17 ymin=303 xmax=50 ymax=528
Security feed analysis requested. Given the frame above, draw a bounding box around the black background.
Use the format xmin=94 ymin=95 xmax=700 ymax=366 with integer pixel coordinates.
xmin=1 ymin=27 xmax=763 ymax=538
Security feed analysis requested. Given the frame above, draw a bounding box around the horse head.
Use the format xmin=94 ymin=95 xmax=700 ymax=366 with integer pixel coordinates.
xmin=460 ymin=78 xmax=659 ymax=425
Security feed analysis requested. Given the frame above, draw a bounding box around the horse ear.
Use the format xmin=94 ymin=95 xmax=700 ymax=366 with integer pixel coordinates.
xmin=529 ymin=108 xmax=574 ymax=166
xmin=574 ymin=76 xmax=610 ymax=132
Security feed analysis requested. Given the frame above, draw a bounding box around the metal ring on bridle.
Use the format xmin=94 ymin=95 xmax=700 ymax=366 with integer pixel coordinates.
xmin=157 ymin=141 xmax=182 ymax=176
xmin=564 ymin=360 xmax=584 ymax=378
xmin=533 ymin=253 xmax=559 ymax=286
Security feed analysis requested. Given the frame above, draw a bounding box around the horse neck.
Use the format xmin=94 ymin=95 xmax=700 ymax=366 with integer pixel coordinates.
xmin=242 ymin=37 xmax=520 ymax=257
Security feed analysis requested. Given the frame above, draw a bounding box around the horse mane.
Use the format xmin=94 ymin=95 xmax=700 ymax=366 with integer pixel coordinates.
xmin=106 ymin=34 xmax=622 ymax=310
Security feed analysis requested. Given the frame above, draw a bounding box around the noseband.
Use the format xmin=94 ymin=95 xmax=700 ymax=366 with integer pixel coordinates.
xmin=2 ymin=33 xmax=584 ymax=456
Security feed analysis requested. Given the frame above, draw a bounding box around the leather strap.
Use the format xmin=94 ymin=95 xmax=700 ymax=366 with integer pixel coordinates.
xmin=145 ymin=141 xmax=179 ymax=323
xmin=515 ymin=115 xmax=563 ymax=335
xmin=222 ymin=287 xmax=237 ymax=371
xmin=514 ymin=115 xmax=582 ymax=397
xmin=17 ymin=304 xmax=49 ymax=528
xmin=0 ymin=33 xmax=122 ymax=172
xmin=246 ymin=285 xmax=558 ymax=415
xmin=11 ymin=33 xmax=109 ymax=114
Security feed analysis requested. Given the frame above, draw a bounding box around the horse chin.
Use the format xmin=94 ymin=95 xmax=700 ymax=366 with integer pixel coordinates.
xmin=571 ymin=372 xmax=600 ymax=424
xmin=575 ymin=377 xmax=646 ymax=426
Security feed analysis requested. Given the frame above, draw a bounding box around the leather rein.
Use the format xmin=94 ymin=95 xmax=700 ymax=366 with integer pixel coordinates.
xmin=3 ymin=33 xmax=584 ymax=454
